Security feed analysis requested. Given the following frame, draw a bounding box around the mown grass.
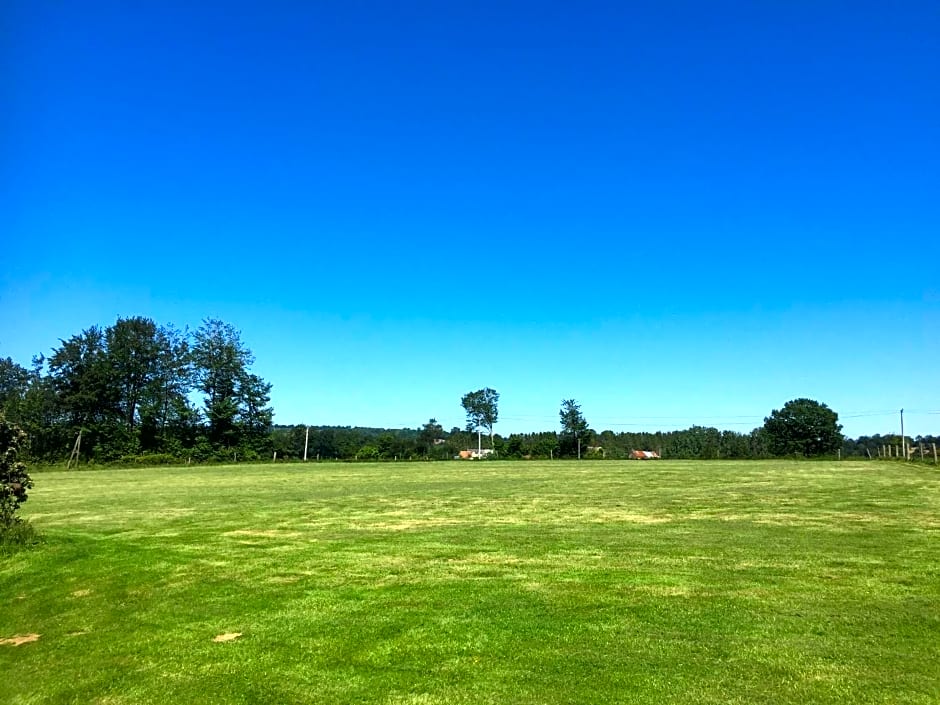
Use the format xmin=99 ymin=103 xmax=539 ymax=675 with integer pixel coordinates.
xmin=2 ymin=460 xmax=938 ymax=704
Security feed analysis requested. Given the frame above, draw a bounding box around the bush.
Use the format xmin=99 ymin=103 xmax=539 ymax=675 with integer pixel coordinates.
xmin=1 ymin=415 xmax=36 ymax=545
xmin=0 ymin=518 xmax=42 ymax=554
xmin=114 ymin=453 xmax=181 ymax=467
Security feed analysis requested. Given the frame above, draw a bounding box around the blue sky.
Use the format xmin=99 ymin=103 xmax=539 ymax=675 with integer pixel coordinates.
xmin=2 ymin=1 xmax=938 ymax=438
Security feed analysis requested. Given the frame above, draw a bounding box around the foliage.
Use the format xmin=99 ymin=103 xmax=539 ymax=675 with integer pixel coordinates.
xmin=559 ymin=398 xmax=590 ymax=457
xmin=763 ymin=398 xmax=843 ymax=457
xmin=0 ymin=320 xmax=923 ymax=465
xmin=461 ymin=388 xmax=499 ymax=448
xmin=418 ymin=418 xmax=445 ymax=458
xmin=0 ymin=415 xmax=33 ymax=533
xmin=2 ymin=316 xmax=272 ymax=464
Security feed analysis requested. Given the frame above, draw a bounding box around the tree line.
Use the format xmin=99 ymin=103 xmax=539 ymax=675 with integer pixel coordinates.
xmin=2 ymin=318 xmax=929 ymax=464
xmin=0 ymin=317 xmax=272 ymax=463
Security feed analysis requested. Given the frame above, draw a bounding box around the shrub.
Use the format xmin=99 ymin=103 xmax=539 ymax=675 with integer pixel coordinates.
xmin=1 ymin=415 xmax=35 ymax=542
xmin=114 ymin=453 xmax=181 ymax=467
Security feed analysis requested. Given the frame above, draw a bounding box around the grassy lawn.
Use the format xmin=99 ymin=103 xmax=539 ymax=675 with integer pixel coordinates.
xmin=2 ymin=460 xmax=938 ymax=704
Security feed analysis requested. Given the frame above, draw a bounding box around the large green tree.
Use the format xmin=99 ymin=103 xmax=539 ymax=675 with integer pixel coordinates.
xmin=559 ymin=399 xmax=589 ymax=458
xmin=419 ymin=418 xmax=445 ymax=458
xmin=106 ymin=317 xmax=163 ymax=430
xmin=763 ymin=398 xmax=843 ymax=457
xmin=192 ymin=319 xmax=272 ymax=451
xmin=138 ymin=324 xmax=197 ymax=453
xmin=48 ymin=326 xmax=115 ymax=430
xmin=461 ymin=388 xmax=499 ymax=454
xmin=0 ymin=358 xmax=31 ymax=416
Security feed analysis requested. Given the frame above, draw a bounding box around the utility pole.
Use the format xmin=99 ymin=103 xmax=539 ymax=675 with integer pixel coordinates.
xmin=66 ymin=430 xmax=82 ymax=470
xmin=304 ymin=426 xmax=309 ymax=462
xmin=900 ymin=409 xmax=905 ymax=460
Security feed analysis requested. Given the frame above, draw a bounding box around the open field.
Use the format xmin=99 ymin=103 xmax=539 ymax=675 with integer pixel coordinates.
xmin=2 ymin=460 xmax=939 ymax=704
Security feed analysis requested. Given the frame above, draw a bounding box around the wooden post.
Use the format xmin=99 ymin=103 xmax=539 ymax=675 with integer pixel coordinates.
xmin=273 ymin=451 xmax=277 ymax=462
xmin=837 ymin=449 xmax=841 ymax=460
xmin=66 ymin=431 xmax=82 ymax=470
xmin=933 ymin=443 xmax=938 ymax=465
xmin=866 ymin=448 xmax=872 ymax=459
xmin=919 ymin=444 xmax=924 ymax=460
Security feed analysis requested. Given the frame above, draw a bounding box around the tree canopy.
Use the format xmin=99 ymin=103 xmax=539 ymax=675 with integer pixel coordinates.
xmin=1 ymin=316 xmax=273 ymax=463
xmin=762 ymin=398 xmax=843 ymax=457
xmin=559 ymin=399 xmax=590 ymax=458
xmin=461 ymin=388 xmax=499 ymax=450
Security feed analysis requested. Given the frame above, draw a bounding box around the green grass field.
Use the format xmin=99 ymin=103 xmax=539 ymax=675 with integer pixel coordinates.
xmin=2 ymin=460 xmax=938 ymax=704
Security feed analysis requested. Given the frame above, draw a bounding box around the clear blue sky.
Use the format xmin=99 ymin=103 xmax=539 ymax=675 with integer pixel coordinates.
xmin=2 ymin=1 xmax=938 ymax=438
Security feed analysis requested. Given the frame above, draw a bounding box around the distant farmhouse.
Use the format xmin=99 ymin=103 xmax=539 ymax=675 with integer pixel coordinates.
xmin=630 ymin=450 xmax=661 ymax=460
xmin=458 ymin=448 xmax=495 ymax=459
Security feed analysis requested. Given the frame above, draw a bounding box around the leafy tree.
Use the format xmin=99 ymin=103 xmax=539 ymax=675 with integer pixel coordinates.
xmin=48 ymin=326 xmax=115 ymax=430
xmin=105 ymin=317 xmax=162 ymax=430
xmin=138 ymin=324 xmax=197 ymax=454
xmin=419 ymin=418 xmax=444 ymax=458
xmin=192 ymin=319 xmax=271 ymax=452
xmin=0 ymin=415 xmax=32 ymax=530
xmin=0 ymin=357 xmax=31 ymax=416
xmin=237 ymin=372 xmax=274 ymax=448
xmin=559 ymin=399 xmax=589 ymax=458
xmin=763 ymin=398 xmax=843 ymax=457
xmin=461 ymin=388 xmax=499 ymax=454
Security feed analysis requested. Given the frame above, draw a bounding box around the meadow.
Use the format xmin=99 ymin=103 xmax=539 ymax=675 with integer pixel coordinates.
xmin=2 ymin=460 xmax=938 ymax=704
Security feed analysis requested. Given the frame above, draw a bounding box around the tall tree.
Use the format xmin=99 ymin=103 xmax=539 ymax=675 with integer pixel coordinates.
xmin=11 ymin=356 xmax=63 ymax=461
xmin=139 ymin=324 xmax=197 ymax=452
xmin=192 ymin=319 xmax=252 ymax=448
xmin=237 ymin=372 xmax=274 ymax=446
xmin=461 ymin=388 xmax=499 ymax=455
xmin=763 ymin=398 xmax=843 ymax=457
xmin=105 ymin=316 xmax=162 ymax=430
xmin=419 ymin=418 xmax=444 ymax=457
xmin=559 ymin=398 xmax=589 ymax=459
xmin=0 ymin=358 xmax=31 ymax=417
xmin=48 ymin=326 xmax=116 ymax=432
xmin=192 ymin=319 xmax=273 ymax=452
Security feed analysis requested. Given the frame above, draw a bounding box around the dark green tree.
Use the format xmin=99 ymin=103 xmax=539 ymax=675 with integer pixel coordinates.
xmin=419 ymin=418 xmax=445 ymax=458
xmin=461 ymin=388 xmax=499 ymax=454
xmin=559 ymin=399 xmax=590 ymax=458
xmin=48 ymin=326 xmax=115 ymax=429
xmin=763 ymin=398 xmax=843 ymax=457
xmin=105 ymin=317 xmax=163 ymax=430
xmin=192 ymin=320 xmax=251 ymax=447
xmin=138 ymin=324 xmax=197 ymax=454
xmin=192 ymin=319 xmax=273 ymax=453
xmin=236 ymin=372 xmax=274 ymax=450
xmin=0 ymin=358 xmax=31 ymax=416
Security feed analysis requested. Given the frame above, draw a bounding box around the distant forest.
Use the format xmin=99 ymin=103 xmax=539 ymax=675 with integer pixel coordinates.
xmin=1 ymin=316 xmax=935 ymax=465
